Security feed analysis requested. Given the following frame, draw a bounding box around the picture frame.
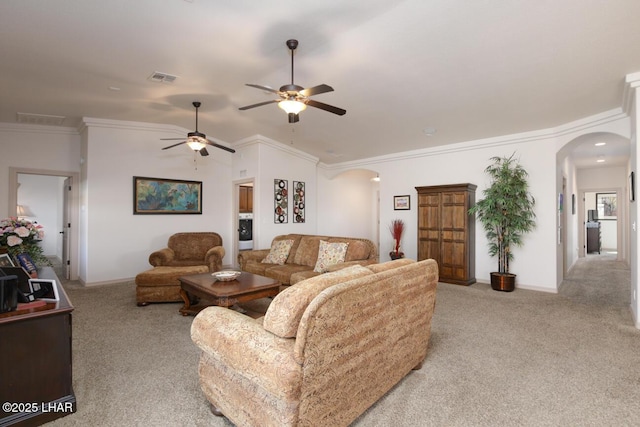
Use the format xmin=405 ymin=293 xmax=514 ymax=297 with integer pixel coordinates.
xmin=15 ymin=252 xmax=37 ymax=275
xmin=274 ymin=179 xmax=288 ymax=223
xmin=133 ymin=176 xmax=202 ymax=214
xmin=293 ymin=181 xmax=305 ymax=223
xmin=394 ymin=195 xmax=410 ymax=210
xmin=28 ymin=278 xmax=59 ymax=302
xmin=0 ymin=254 xmax=15 ymax=267
xmin=630 ymin=171 xmax=635 ymax=202
xmin=596 ymin=192 xmax=617 ymax=220
xmin=571 ymin=194 xmax=576 ymax=215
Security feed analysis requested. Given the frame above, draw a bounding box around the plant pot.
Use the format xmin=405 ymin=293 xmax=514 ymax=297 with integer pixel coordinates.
xmin=389 ymin=251 xmax=405 ymax=260
xmin=490 ymin=272 xmax=516 ymax=292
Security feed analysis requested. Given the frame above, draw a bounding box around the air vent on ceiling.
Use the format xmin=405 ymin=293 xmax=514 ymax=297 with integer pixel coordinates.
xmin=148 ymin=71 xmax=178 ymax=84
xmin=16 ymin=112 xmax=66 ymax=126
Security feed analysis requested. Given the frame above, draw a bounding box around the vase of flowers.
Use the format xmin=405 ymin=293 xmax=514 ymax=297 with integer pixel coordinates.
xmin=0 ymin=217 xmax=50 ymax=266
xmin=389 ymin=219 xmax=405 ymax=260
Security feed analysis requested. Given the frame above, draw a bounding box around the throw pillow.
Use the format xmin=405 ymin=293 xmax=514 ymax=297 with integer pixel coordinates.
xmin=261 ymin=239 xmax=294 ymax=265
xmin=313 ymin=240 xmax=349 ymax=273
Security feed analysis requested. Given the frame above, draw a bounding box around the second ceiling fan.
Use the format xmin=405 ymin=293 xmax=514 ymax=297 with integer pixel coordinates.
xmin=239 ymin=39 xmax=346 ymax=123
xmin=161 ymin=101 xmax=235 ymax=156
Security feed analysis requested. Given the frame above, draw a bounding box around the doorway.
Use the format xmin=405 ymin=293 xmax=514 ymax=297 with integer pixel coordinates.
xmin=234 ymin=180 xmax=255 ymax=268
xmin=8 ymin=167 xmax=79 ymax=281
xmin=583 ymin=190 xmax=620 ymax=258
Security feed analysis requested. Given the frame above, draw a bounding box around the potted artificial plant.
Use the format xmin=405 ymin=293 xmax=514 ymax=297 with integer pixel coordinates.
xmin=468 ymin=153 xmax=536 ymax=291
xmin=389 ymin=219 xmax=405 ymax=260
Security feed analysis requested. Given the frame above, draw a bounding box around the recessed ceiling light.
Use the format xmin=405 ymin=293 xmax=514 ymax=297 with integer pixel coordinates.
xmin=595 ymin=142 xmax=606 ymax=146
xmin=596 ymin=159 xmax=605 ymax=163
xmin=423 ymin=127 xmax=437 ymax=136
xmin=108 ymin=86 xmax=121 ymax=91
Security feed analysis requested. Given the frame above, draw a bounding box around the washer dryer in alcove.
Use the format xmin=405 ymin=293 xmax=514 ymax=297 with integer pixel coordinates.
xmin=238 ymin=213 xmax=253 ymax=250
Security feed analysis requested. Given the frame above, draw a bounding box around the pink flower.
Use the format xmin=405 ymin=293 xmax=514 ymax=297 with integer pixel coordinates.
xmin=7 ymin=235 xmax=23 ymax=246
xmin=14 ymin=226 xmax=30 ymax=237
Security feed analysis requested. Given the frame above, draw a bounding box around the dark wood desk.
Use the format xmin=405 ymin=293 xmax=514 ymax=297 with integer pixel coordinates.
xmin=178 ymin=271 xmax=280 ymax=316
xmin=0 ymin=267 xmax=75 ymax=426
xmin=586 ymin=221 xmax=601 ymax=254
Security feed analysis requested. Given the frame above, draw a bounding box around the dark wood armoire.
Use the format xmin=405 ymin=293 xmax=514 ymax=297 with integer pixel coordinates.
xmin=415 ymin=183 xmax=476 ymax=285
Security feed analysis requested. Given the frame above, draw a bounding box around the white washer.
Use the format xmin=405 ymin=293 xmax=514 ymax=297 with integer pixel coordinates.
xmin=238 ymin=213 xmax=253 ymax=250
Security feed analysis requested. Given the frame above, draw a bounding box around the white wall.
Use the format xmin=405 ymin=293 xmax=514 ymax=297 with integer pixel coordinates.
xmin=625 ymin=73 xmax=639 ymax=327
xmin=80 ymin=118 xmax=234 ymax=285
xmin=0 ymin=124 xmax=80 ymax=218
xmin=323 ymin=137 xmax=557 ymax=291
xmin=558 ymin=155 xmax=579 ymax=276
xmin=317 ymin=168 xmax=379 ymax=245
xmin=232 ymin=136 xmax=319 ymax=251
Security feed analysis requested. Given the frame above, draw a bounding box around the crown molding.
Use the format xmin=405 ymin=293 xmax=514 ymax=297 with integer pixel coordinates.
xmin=319 ymin=108 xmax=628 ymax=171
xmin=0 ymin=122 xmax=78 ymax=135
xmin=79 ymin=117 xmax=232 ymax=147
xmin=233 ymin=134 xmax=319 ymax=164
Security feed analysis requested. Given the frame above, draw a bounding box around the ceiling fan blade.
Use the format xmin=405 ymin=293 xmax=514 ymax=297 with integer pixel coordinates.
xmin=199 ymin=147 xmax=209 ymax=157
xmin=305 ymin=99 xmax=346 ymax=116
xmin=246 ymin=84 xmax=280 ymax=94
xmin=299 ymin=84 xmax=334 ymax=97
xmin=162 ymin=141 xmax=187 ymax=150
xmin=160 ymin=138 xmax=187 ymax=141
xmin=239 ymin=99 xmax=279 ymax=111
xmin=206 ymin=140 xmax=236 ymax=153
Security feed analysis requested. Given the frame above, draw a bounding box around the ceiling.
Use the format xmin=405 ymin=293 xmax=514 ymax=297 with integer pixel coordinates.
xmin=1 ymin=0 xmax=639 ymax=166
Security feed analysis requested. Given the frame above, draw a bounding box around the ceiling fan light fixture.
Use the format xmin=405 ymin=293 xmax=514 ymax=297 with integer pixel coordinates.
xmin=186 ymin=137 xmax=206 ymax=151
xmin=278 ymin=99 xmax=307 ymax=115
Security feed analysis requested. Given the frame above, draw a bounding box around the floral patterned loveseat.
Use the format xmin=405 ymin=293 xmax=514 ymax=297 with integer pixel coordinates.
xmin=191 ymin=258 xmax=439 ymax=426
xmin=237 ymin=234 xmax=378 ymax=286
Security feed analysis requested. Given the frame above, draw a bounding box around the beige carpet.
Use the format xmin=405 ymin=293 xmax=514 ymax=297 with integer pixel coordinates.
xmin=47 ymin=255 xmax=640 ymax=426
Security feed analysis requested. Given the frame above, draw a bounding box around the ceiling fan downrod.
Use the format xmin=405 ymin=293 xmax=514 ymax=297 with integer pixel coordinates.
xmin=286 ymin=39 xmax=298 ymax=86
xmin=192 ymin=101 xmax=201 ymax=132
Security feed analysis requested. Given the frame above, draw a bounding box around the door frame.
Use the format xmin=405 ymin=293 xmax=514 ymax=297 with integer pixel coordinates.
xmin=233 ymin=178 xmax=255 ymax=268
xmin=8 ymin=167 xmax=79 ymax=281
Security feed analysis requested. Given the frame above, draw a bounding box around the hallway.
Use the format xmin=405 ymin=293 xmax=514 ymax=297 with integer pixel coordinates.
xmin=560 ymin=253 xmax=631 ymax=311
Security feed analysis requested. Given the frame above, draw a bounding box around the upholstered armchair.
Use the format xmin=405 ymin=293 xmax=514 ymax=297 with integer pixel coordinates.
xmin=149 ymin=232 xmax=225 ymax=272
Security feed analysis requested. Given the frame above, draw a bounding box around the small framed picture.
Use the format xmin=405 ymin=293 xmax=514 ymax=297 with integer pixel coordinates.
xmin=0 ymin=254 xmax=15 ymax=267
xmin=394 ymin=195 xmax=410 ymax=210
xmin=28 ymin=279 xmax=59 ymax=302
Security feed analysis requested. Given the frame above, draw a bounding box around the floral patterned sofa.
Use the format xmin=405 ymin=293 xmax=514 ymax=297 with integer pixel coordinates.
xmin=191 ymin=258 xmax=439 ymax=426
xmin=237 ymin=234 xmax=378 ymax=286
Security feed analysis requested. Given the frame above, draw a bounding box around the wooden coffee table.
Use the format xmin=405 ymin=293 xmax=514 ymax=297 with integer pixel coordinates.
xmin=178 ymin=271 xmax=280 ymax=316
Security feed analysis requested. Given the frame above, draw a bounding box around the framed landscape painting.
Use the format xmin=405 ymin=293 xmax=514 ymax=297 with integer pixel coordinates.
xmin=394 ymin=195 xmax=410 ymax=210
xmin=133 ymin=177 xmax=202 ymax=214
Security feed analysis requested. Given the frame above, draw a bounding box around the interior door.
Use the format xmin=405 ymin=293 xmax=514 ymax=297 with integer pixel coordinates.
xmin=62 ymin=177 xmax=71 ymax=279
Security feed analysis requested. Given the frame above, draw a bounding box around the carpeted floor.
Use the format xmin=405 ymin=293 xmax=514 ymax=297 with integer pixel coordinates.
xmin=47 ymin=255 xmax=640 ymax=426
